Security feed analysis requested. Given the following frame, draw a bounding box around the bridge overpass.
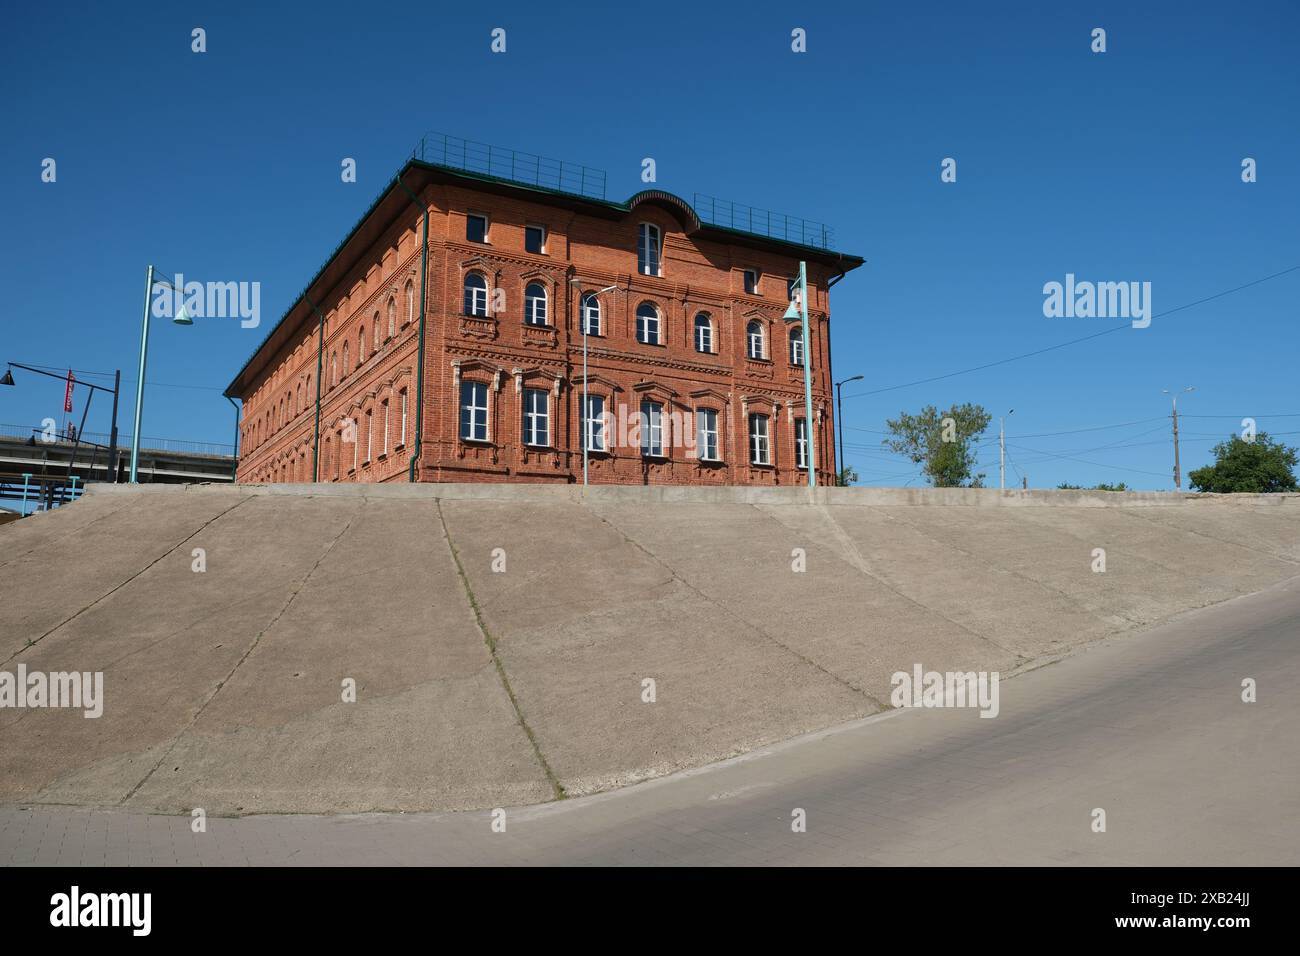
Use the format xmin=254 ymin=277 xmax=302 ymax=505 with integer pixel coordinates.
xmin=0 ymin=423 xmax=234 ymax=512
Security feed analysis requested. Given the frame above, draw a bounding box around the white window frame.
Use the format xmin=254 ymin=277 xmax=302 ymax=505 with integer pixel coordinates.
xmin=640 ymin=400 xmax=664 ymax=457
xmin=406 ymin=282 xmax=415 ymax=326
xmin=400 ymin=389 xmax=408 ymax=446
xmin=794 ymin=416 xmax=808 ymax=469
xmin=749 ymin=413 xmax=771 ymax=465
xmin=523 ymin=388 xmax=550 ymax=447
xmin=464 ymin=273 xmax=489 ymax=317
xmin=747 ymin=321 xmax=765 ymax=360
xmin=790 ymin=328 xmax=804 ymax=366
xmin=461 ymin=380 xmax=489 ymax=442
xmin=524 ymin=283 xmax=548 ymax=326
xmin=697 ymin=408 xmax=720 ymax=462
xmin=744 ymin=268 xmax=760 ymax=295
xmin=636 ymin=303 xmax=661 ymax=345
xmin=694 ymin=314 xmax=712 ymax=354
xmin=581 ymin=293 xmax=602 ymax=336
xmin=638 ymin=222 xmax=662 ymax=277
xmin=583 ymin=394 xmax=607 ymax=452
xmin=382 ymin=400 xmax=390 ymax=456
xmin=365 ymin=410 xmax=373 ymax=463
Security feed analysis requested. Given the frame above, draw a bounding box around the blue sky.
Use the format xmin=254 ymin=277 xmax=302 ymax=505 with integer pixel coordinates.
xmin=2 ymin=0 xmax=1296 ymax=489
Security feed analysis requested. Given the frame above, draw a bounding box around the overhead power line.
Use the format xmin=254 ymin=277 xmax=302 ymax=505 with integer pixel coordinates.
xmin=842 ymin=264 xmax=1300 ymax=400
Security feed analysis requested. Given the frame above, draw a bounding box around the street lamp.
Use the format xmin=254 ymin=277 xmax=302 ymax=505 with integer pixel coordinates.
xmin=568 ymin=278 xmax=617 ymax=487
xmin=783 ymin=261 xmax=817 ymax=488
xmin=4 ymin=361 xmax=123 ymax=485
xmin=1162 ymin=386 xmax=1195 ymax=489
xmin=833 ymin=374 xmax=863 ymax=486
xmin=129 ymin=265 xmax=193 ymax=483
xmin=999 ymin=409 xmax=1015 ymax=491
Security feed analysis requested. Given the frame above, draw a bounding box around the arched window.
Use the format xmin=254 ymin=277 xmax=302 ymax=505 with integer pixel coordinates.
xmin=405 ymin=281 xmax=415 ymax=326
xmin=789 ymin=327 xmax=804 ymax=366
xmin=342 ymin=342 xmax=349 ymax=376
xmin=746 ymin=321 xmax=765 ymax=359
xmin=330 ymin=352 xmax=338 ymax=387
xmin=636 ymin=302 xmax=661 ymax=345
xmin=372 ymin=313 xmax=380 ymax=351
xmin=387 ymin=297 xmax=396 ymax=339
xmin=357 ymin=328 xmax=365 ymax=365
xmin=694 ymin=313 xmax=713 ymax=353
xmin=637 ymin=223 xmax=661 ymax=277
xmin=296 ymin=383 xmax=302 ymax=413
xmin=524 ymin=283 xmax=548 ymax=326
xmin=464 ymin=272 xmax=489 ymax=317
xmin=581 ymin=292 xmax=601 ymax=336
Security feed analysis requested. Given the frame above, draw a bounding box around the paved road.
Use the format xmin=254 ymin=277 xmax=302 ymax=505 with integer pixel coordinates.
xmin=3 ymin=575 xmax=1297 ymax=866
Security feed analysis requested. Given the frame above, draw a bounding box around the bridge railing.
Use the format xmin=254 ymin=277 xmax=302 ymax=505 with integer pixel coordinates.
xmin=0 ymin=424 xmax=234 ymax=457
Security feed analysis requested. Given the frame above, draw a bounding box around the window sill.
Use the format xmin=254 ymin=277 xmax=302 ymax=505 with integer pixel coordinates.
xmin=750 ymin=461 xmax=773 ymax=468
xmin=377 ymin=453 xmax=388 ymax=462
xmin=394 ymin=443 xmax=405 ymax=453
xmin=461 ymin=438 xmax=492 ymax=446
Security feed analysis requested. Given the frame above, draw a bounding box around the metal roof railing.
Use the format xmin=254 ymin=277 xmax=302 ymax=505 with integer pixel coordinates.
xmin=693 ymin=193 xmax=834 ymax=250
xmin=413 ymin=131 xmax=608 ymax=201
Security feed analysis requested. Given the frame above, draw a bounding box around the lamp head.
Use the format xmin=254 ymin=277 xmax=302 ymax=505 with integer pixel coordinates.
xmin=172 ymin=303 xmax=194 ymax=326
xmin=0 ymin=369 xmax=14 ymax=386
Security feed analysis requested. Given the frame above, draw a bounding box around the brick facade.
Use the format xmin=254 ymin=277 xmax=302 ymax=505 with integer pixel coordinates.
xmin=226 ymin=161 xmax=862 ymax=486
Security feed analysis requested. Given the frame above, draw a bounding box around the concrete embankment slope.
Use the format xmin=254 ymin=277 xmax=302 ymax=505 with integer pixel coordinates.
xmin=2 ymin=484 xmax=1297 ymax=814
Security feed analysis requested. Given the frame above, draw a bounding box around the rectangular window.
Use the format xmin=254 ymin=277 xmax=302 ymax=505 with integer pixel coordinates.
xmin=749 ymin=413 xmax=770 ymax=465
xmin=365 ymin=411 xmax=373 ymax=463
xmin=460 ymin=381 xmax=489 ymax=441
xmin=697 ymin=409 xmax=719 ymax=461
xmin=744 ymin=269 xmax=760 ymax=295
xmin=791 ymin=331 xmax=804 ymax=366
xmin=637 ymin=223 xmax=661 ymax=277
xmin=400 ymin=389 xmax=408 ymax=446
xmin=467 ymin=214 xmax=488 ymax=244
xmin=583 ymin=394 xmax=606 ymax=451
xmin=794 ymin=417 xmax=808 ymax=469
xmin=523 ymin=388 xmax=549 ymax=447
xmin=525 ymin=225 xmax=546 ymax=254
xmin=640 ymin=401 xmax=663 ymax=457
xmin=382 ymin=400 xmax=389 ymax=455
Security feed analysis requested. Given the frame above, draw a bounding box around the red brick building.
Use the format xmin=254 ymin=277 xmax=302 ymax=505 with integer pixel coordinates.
xmin=225 ymin=142 xmax=863 ymax=486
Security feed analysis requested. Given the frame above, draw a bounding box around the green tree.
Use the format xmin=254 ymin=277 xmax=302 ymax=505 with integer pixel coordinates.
xmin=883 ymin=403 xmax=991 ymax=488
xmin=1057 ymin=482 xmax=1130 ymax=491
xmin=837 ymin=465 xmax=859 ymax=487
xmin=1188 ymin=433 xmax=1298 ymax=493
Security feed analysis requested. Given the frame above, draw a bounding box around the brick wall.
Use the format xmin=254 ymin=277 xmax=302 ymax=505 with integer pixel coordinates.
xmin=235 ymin=178 xmax=852 ymax=487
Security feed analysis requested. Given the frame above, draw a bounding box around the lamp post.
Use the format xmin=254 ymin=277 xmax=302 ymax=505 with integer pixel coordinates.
xmin=833 ymin=374 xmax=863 ymax=486
xmin=129 ymin=265 xmax=193 ymax=483
xmin=783 ymin=261 xmax=817 ymax=487
xmin=3 ymin=362 xmax=123 ymax=484
xmin=569 ymin=279 xmax=617 ymax=487
xmin=999 ymin=409 xmax=1014 ymax=491
xmin=1162 ymin=387 xmax=1195 ymax=489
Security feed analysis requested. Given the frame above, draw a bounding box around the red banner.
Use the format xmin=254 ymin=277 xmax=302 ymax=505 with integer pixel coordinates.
xmin=63 ymin=370 xmax=75 ymax=413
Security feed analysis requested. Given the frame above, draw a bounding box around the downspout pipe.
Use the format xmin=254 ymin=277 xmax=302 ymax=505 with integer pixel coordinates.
xmin=303 ymin=294 xmax=327 ymax=481
xmin=395 ymin=174 xmax=430 ymax=482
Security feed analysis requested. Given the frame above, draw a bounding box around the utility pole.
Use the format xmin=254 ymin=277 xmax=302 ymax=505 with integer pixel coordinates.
xmin=1163 ymin=387 xmax=1195 ymax=489
xmin=999 ymin=409 xmax=1014 ymax=490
